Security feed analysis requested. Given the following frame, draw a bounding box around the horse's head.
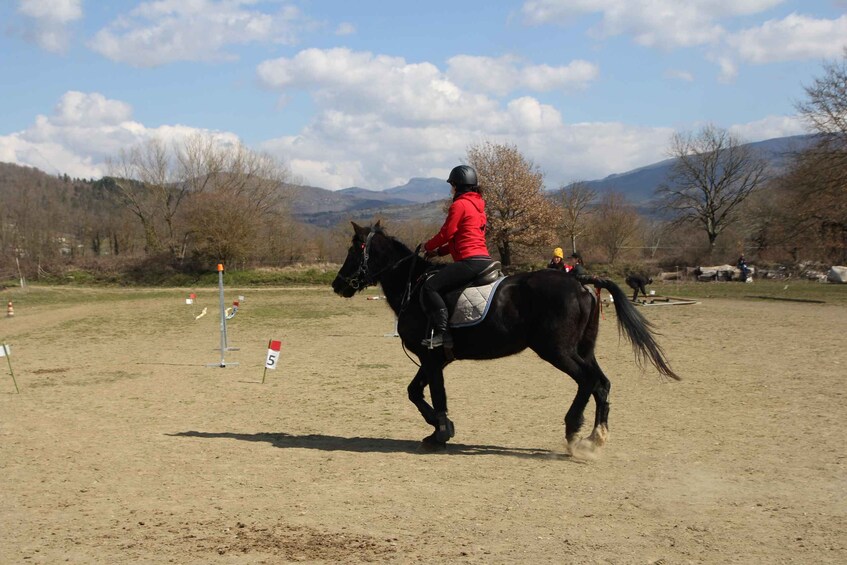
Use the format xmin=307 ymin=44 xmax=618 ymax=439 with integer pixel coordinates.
xmin=332 ymin=220 xmax=387 ymax=298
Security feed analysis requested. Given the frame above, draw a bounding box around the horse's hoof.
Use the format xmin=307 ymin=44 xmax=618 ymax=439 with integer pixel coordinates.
xmin=420 ymin=433 xmax=447 ymax=451
xmin=568 ymin=435 xmax=603 ymax=461
xmin=434 ymin=413 xmax=455 ymax=443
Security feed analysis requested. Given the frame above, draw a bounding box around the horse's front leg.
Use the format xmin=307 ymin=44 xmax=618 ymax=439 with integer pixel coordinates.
xmin=424 ymin=356 xmax=455 ymax=444
xmin=407 ymin=366 xmax=437 ymax=426
xmin=408 ymin=356 xmax=454 ymax=446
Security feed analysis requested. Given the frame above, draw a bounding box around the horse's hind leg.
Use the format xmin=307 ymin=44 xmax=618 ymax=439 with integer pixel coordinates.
xmin=565 ymin=375 xmax=594 ymax=447
xmin=586 ymin=359 xmax=611 ymax=447
xmin=536 ymin=351 xmax=594 ymax=446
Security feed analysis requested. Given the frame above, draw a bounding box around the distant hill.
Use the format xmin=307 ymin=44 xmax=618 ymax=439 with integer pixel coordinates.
xmin=1 ymin=134 xmax=816 ymax=230
xmin=569 ymin=134 xmax=817 ymax=203
xmin=290 ymin=177 xmax=449 ymax=224
xmin=385 ymin=177 xmax=452 ymax=202
xmin=337 ymin=177 xmax=448 ymax=204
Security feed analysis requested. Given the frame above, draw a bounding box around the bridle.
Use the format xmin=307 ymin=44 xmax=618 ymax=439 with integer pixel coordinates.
xmin=340 ymin=229 xmax=426 ymax=368
xmin=340 ymin=230 xmax=416 ymax=291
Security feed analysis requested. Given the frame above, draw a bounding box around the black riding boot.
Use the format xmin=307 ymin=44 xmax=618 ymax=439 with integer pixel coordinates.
xmin=422 ymin=307 xmax=452 ymax=349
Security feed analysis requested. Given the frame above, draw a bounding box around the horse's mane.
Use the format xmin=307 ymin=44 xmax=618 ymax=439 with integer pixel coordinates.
xmin=369 ymin=224 xmax=414 ymax=255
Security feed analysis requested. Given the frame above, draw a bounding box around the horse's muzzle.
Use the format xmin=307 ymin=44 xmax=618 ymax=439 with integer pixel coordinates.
xmin=331 ymin=276 xmax=357 ymax=298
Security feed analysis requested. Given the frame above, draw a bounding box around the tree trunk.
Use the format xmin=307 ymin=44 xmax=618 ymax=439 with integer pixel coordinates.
xmin=707 ymin=231 xmax=718 ymax=258
xmin=497 ymin=240 xmax=512 ymax=266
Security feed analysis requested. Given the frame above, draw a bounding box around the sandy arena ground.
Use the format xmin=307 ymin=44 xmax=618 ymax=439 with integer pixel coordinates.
xmin=0 ymin=285 xmax=845 ymax=563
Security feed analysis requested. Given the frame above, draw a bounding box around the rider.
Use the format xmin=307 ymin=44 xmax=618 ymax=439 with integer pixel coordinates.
xmin=420 ymin=165 xmax=491 ymax=349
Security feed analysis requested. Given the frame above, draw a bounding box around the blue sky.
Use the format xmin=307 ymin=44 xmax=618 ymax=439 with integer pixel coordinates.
xmin=1 ymin=1 xmax=846 ymax=190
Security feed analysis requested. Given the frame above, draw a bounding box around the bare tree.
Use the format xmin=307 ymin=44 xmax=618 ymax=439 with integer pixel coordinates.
xmin=655 ymin=125 xmax=768 ymax=256
xmin=184 ymin=143 xmax=292 ymax=265
xmin=558 ymin=181 xmax=596 ymax=255
xmin=466 ymin=141 xmax=557 ymax=266
xmin=106 ymin=138 xmax=185 ymax=256
xmin=797 ymin=47 xmax=847 ymax=148
xmin=593 ymin=191 xmax=640 ymax=264
xmin=789 ymin=49 xmax=847 ymax=261
xmin=107 ymin=134 xmax=292 ymax=264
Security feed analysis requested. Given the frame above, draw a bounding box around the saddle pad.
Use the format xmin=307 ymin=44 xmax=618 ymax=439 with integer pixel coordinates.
xmin=449 ymin=277 xmax=506 ymax=328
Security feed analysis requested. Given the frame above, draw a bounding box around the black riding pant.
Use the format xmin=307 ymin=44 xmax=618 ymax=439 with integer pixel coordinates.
xmin=422 ymin=256 xmax=492 ymax=313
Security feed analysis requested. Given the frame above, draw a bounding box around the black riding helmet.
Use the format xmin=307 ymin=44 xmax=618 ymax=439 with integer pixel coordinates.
xmin=447 ymin=165 xmax=478 ymax=188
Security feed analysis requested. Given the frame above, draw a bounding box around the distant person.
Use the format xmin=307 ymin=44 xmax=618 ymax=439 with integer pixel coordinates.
xmin=547 ymin=247 xmax=567 ymax=271
xmin=625 ymin=273 xmax=653 ymax=302
xmin=567 ymin=252 xmax=586 ymax=276
xmin=737 ymin=254 xmax=750 ymax=281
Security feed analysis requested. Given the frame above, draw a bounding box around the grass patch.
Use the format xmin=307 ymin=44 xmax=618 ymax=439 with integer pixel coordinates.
xmin=1 ymin=287 xmax=179 ymax=309
xmin=653 ymin=279 xmax=847 ymax=305
xmin=2 ymin=264 xmax=340 ymax=288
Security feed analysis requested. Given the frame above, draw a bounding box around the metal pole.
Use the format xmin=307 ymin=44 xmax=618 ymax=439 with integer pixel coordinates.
xmin=207 ymin=263 xmax=238 ymax=368
xmin=218 ymin=264 xmax=228 ymax=353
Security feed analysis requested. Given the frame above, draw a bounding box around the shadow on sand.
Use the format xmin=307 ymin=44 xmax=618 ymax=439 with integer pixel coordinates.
xmin=168 ymin=431 xmax=572 ymax=460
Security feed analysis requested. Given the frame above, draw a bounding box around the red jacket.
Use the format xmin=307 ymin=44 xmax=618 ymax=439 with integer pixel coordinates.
xmin=425 ymin=191 xmax=489 ymax=261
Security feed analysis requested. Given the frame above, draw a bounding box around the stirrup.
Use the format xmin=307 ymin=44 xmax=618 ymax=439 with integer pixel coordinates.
xmin=421 ymin=329 xmax=453 ymax=350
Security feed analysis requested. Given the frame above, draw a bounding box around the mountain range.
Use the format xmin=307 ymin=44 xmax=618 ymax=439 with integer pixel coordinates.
xmin=290 ymin=134 xmax=816 ymax=226
xmin=0 ymin=133 xmax=815 ymax=229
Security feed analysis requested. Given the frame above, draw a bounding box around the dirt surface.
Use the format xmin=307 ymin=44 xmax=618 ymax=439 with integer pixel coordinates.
xmin=1 ymin=286 xmax=845 ymax=563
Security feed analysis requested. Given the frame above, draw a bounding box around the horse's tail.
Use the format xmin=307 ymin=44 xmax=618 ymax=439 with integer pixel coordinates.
xmin=579 ymin=275 xmax=681 ymax=381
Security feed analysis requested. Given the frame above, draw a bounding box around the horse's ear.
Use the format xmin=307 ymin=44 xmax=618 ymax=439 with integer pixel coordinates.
xmin=374 ymin=219 xmax=382 ymax=231
xmin=351 ymin=222 xmax=366 ymax=238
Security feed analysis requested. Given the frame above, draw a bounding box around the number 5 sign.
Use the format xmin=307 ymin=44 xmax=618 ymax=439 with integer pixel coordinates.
xmin=265 ymin=340 xmax=282 ymax=369
xmin=262 ymin=340 xmax=281 ymax=384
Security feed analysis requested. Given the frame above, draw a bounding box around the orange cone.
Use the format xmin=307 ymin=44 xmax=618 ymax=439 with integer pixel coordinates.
xmin=6 ymin=301 xmax=13 ymax=317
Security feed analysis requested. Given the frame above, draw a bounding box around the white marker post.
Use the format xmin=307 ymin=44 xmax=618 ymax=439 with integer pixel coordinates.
xmin=186 ymin=292 xmax=197 ymax=317
xmin=1 ymin=344 xmax=19 ymax=393
xmin=262 ymin=339 xmax=281 ymax=384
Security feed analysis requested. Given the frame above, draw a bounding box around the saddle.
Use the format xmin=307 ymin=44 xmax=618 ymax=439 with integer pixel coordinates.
xmin=442 ymin=261 xmax=504 ymax=328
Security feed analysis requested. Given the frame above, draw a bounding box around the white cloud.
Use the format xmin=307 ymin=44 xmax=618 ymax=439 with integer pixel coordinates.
xmin=446 ymin=55 xmax=599 ymax=96
xmin=254 ymin=46 xmax=815 ymax=189
xmin=728 ymin=114 xmax=806 ymax=141
xmin=256 ymin=47 xmax=679 ymax=189
xmin=713 ymin=55 xmax=739 ymax=82
xmin=15 ymin=0 xmax=82 ymax=52
xmin=727 ymin=13 xmax=847 ymax=63
xmin=258 ymin=48 xmax=499 ymax=125
xmin=17 ymin=0 xmax=81 ymax=21
xmin=88 ymin=0 xmax=307 ymax=67
xmin=664 ymin=69 xmax=695 ymax=82
xmin=335 ymin=22 xmax=356 ymax=36
xmin=0 ymin=91 xmax=239 ymax=178
xmin=0 ymin=78 xmax=810 ymax=193
xmin=521 ymin=0 xmax=784 ymax=49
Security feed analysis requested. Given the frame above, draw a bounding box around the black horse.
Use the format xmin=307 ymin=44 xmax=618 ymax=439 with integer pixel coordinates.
xmin=332 ymin=222 xmax=679 ymax=453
